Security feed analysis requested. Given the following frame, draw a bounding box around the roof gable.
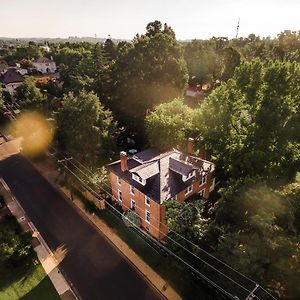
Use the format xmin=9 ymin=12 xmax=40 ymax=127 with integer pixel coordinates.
xmin=108 ymin=148 xmax=215 ymax=204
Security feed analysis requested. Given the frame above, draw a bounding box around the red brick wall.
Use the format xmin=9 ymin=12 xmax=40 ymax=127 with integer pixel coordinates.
xmin=109 ymin=172 xmax=164 ymax=239
xmin=109 ymin=171 xmax=214 ymax=240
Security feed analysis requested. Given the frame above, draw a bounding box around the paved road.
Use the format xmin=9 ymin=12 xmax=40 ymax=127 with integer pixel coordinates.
xmin=0 ymin=155 xmax=162 ymax=300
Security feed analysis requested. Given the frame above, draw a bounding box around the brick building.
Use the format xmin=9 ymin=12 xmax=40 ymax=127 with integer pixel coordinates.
xmin=107 ymin=138 xmax=215 ymax=240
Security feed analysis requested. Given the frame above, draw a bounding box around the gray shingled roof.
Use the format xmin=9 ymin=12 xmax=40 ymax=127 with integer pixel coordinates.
xmin=34 ymin=57 xmax=52 ymax=63
xmin=0 ymin=68 xmax=23 ymax=84
xmin=107 ymin=148 xmax=215 ymax=204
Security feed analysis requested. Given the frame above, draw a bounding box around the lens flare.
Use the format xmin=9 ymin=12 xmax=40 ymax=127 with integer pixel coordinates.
xmin=8 ymin=112 xmax=53 ymax=157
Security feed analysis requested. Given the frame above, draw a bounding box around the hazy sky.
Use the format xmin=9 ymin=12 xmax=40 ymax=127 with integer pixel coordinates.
xmin=1 ymin=0 xmax=299 ymax=39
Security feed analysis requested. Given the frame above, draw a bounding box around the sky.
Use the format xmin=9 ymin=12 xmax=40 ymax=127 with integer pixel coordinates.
xmin=1 ymin=0 xmax=300 ymax=40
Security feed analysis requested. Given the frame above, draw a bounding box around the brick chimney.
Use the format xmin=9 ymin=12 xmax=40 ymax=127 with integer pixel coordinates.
xmin=187 ymin=138 xmax=194 ymax=154
xmin=120 ymin=151 xmax=128 ymax=172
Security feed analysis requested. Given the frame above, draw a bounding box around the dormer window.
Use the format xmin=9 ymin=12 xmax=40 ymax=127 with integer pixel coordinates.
xmin=132 ymin=173 xmax=146 ymax=186
xmin=182 ymin=170 xmax=196 ymax=182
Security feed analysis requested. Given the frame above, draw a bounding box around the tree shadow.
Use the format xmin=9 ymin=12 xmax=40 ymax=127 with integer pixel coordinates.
xmin=21 ymin=275 xmax=59 ymax=300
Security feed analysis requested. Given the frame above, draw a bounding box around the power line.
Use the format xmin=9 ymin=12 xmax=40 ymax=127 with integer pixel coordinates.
xmin=52 ymin=149 xmax=277 ymax=300
xmin=55 ymin=157 xmax=238 ymax=299
xmin=54 ymin=153 xmax=260 ymax=299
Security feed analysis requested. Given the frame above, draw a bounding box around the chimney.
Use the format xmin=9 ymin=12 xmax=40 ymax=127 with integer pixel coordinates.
xmin=187 ymin=138 xmax=194 ymax=154
xmin=120 ymin=151 xmax=128 ymax=172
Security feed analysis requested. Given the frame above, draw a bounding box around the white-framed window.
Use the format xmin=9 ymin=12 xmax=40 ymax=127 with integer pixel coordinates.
xmin=183 ymin=170 xmax=196 ymax=182
xmin=199 ymin=189 xmax=205 ymax=197
xmin=145 ymin=210 xmax=150 ymax=224
xmin=185 ymin=185 xmax=193 ymax=196
xmin=132 ymin=173 xmax=146 ymax=185
xmin=200 ymin=175 xmax=207 ymax=186
xmin=118 ymin=189 xmax=122 ymax=202
xmin=130 ymin=185 xmax=135 ymax=195
xmin=117 ymin=176 xmax=121 ymax=185
xmin=209 ymin=177 xmax=216 ymax=192
xmin=131 ymin=199 xmax=135 ymax=210
xmin=145 ymin=195 xmax=151 ymax=206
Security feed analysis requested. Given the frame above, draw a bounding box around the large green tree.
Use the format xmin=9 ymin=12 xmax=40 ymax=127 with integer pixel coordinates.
xmin=145 ymin=98 xmax=195 ymax=150
xmin=56 ymin=90 xmax=119 ymax=166
xmin=194 ymin=59 xmax=300 ymax=181
xmin=111 ymin=21 xmax=188 ymax=133
xmin=15 ymin=77 xmax=46 ymax=110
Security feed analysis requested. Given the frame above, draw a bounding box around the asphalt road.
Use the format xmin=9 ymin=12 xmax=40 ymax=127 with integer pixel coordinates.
xmin=0 ymin=155 xmax=162 ymax=300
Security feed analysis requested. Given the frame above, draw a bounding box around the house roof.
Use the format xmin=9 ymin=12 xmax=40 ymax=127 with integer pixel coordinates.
xmin=0 ymin=68 xmax=24 ymax=84
xmin=34 ymin=57 xmax=52 ymax=64
xmin=108 ymin=148 xmax=215 ymax=204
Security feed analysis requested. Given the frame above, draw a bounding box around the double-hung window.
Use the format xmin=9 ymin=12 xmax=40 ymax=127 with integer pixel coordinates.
xmin=185 ymin=185 xmax=193 ymax=196
xmin=145 ymin=195 xmax=151 ymax=206
xmin=200 ymin=175 xmax=207 ymax=186
xmin=145 ymin=210 xmax=150 ymax=224
xmin=131 ymin=199 xmax=135 ymax=210
xmin=118 ymin=190 xmax=122 ymax=202
xmin=130 ymin=185 xmax=135 ymax=195
xmin=117 ymin=176 xmax=121 ymax=185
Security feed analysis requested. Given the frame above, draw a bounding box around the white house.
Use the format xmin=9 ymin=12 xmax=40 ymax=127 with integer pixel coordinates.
xmin=0 ymin=68 xmax=24 ymax=95
xmin=32 ymin=57 xmax=57 ymax=74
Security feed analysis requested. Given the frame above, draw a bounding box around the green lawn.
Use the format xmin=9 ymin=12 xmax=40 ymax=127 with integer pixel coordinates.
xmin=0 ymin=258 xmax=59 ymax=300
xmin=0 ymin=214 xmax=59 ymax=300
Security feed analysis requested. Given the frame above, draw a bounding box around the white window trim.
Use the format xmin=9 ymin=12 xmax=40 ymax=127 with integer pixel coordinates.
xmin=182 ymin=170 xmax=196 ymax=182
xmin=185 ymin=185 xmax=193 ymax=196
xmin=130 ymin=185 xmax=135 ymax=195
xmin=117 ymin=176 xmax=121 ymax=185
xmin=130 ymin=199 xmax=135 ymax=209
xmin=118 ymin=189 xmax=122 ymax=202
xmin=209 ymin=178 xmax=216 ymax=192
xmin=132 ymin=173 xmax=146 ymax=186
xmin=199 ymin=189 xmax=205 ymax=197
xmin=145 ymin=195 xmax=151 ymax=207
xmin=145 ymin=210 xmax=150 ymax=224
xmin=200 ymin=175 xmax=207 ymax=186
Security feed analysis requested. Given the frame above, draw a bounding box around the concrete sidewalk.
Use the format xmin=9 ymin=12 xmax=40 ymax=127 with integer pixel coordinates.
xmin=0 ymin=178 xmax=77 ymax=300
xmin=33 ymin=156 xmax=181 ymax=300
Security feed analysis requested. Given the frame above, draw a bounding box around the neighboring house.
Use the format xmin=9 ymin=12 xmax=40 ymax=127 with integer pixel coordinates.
xmin=0 ymin=63 xmax=8 ymax=74
xmin=185 ymin=85 xmax=202 ymax=98
xmin=0 ymin=68 xmax=24 ymax=95
xmin=108 ymin=138 xmax=216 ymax=240
xmin=32 ymin=57 xmax=57 ymax=74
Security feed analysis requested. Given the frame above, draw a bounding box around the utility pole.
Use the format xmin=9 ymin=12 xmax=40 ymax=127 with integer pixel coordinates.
xmin=58 ymin=157 xmax=73 ymax=200
xmin=236 ymin=17 xmax=240 ymax=39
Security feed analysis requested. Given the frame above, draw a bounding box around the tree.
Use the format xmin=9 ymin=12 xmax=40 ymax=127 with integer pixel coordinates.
xmin=220 ymin=47 xmax=241 ymax=81
xmin=213 ymin=184 xmax=300 ymax=299
xmin=194 ymin=59 xmax=300 ymax=182
xmin=145 ymin=98 xmax=195 ymax=150
xmin=15 ymin=77 xmax=46 ymax=110
xmin=122 ymin=209 xmax=141 ymax=227
xmin=0 ymin=88 xmax=4 ymax=110
xmin=111 ymin=21 xmax=188 ymax=134
xmin=56 ymin=90 xmax=119 ymax=166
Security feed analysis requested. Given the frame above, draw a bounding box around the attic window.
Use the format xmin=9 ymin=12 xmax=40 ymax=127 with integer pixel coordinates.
xmin=182 ymin=170 xmax=196 ymax=182
xmin=132 ymin=173 xmax=146 ymax=185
